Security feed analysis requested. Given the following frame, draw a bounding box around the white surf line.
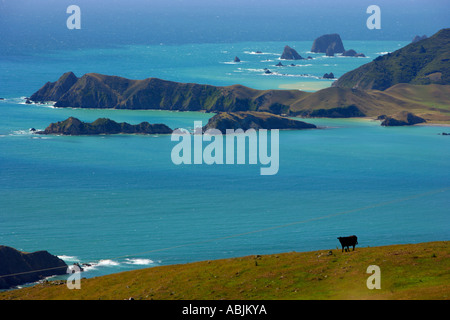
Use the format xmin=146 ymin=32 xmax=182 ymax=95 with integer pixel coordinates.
xmin=1 ymin=186 xmax=448 ymax=280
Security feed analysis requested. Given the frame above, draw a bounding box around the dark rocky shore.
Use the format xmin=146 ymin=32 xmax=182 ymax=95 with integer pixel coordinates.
xmin=0 ymin=246 xmax=68 ymax=289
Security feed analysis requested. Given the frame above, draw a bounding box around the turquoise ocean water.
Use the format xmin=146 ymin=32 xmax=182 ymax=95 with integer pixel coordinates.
xmin=0 ymin=41 xmax=449 ymax=281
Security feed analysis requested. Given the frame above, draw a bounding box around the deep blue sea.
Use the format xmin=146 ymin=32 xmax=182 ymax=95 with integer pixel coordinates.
xmin=0 ymin=40 xmax=449 ymax=283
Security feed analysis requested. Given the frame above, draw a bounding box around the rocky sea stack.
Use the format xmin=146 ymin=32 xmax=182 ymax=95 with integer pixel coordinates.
xmin=202 ymin=111 xmax=317 ymax=134
xmin=37 ymin=117 xmax=173 ymax=135
xmin=280 ymin=45 xmax=303 ymax=60
xmin=323 ymin=72 xmax=335 ymax=79
xmin=311 ymin=34 xmax=345 ymax=54
xmin=0 ymin=246 xmax=68 ymax=289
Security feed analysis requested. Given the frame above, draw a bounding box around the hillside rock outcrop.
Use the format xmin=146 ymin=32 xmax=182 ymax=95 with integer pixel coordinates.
xmin=380 ymin=111 xmax=426 ymax=126
xmin=412 ymin=35 xmax=428 ymax=43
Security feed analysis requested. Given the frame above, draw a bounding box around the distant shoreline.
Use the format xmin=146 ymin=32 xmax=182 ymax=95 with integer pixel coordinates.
xmin=23 ymin=101 xmax=450 ymax=127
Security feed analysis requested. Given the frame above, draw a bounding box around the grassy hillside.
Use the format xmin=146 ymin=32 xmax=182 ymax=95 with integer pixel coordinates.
xmin=1 ymin=241 xmax=448 ymax=300
xmin=288 ymin=84 xmax=450 ymax=122
xmin=333 ymin=28 xmax=450 ymax=90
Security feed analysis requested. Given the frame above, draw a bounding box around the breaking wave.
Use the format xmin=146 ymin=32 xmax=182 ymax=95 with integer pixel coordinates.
xmin=125 ymin=258 xmax=154 ymax=265
xmin=59 ymin=255 xmax=159 ymax=273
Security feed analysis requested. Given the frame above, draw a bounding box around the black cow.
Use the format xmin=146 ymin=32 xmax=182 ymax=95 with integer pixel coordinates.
xmin=337 ymin=235 xmax=358 ymax=252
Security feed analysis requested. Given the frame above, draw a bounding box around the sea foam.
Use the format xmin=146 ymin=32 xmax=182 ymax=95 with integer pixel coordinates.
xmin=96 ymin=259 xmax=120 ymax=266
xmin=125 ymin=258 xmax=154 ymax=265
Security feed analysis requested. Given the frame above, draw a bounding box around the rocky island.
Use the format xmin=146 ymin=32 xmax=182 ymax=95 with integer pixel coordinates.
xmin=322 ymin=72 xmax=335 ymax=79
xmin=36 ymin=113 xmax=317 ymax=136
xmin=36 ymin=117 xmax=173 ymax=135
xmin=311 ymin=34 xmax=365 ymax=57
xmin=280 ymin=45 xmax=303 ymax=60
xmin=0 ymin=246 xmax=68 ymax=289
xmin=311 ymin=34 xmax=345 ymax=54
xmin=202 ymin=111 xmax=317 ymax=134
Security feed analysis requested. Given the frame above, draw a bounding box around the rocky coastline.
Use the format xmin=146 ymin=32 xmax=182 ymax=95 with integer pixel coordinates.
xmin=0 ymin=246 xmax=68 ymax=290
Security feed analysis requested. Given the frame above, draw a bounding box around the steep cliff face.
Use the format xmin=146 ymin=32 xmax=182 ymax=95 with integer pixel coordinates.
xmin=0 ymin=246 xmax=68 ymax=289
xmin=29 ymin=72 xmax=78 ymax=103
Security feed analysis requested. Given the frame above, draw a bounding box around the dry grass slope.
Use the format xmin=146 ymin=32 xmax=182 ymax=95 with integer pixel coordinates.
xmin=288 ymin=84 xmax=450 ymax=122
xmin=1 ymin=241 xmax=448 ymax=300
